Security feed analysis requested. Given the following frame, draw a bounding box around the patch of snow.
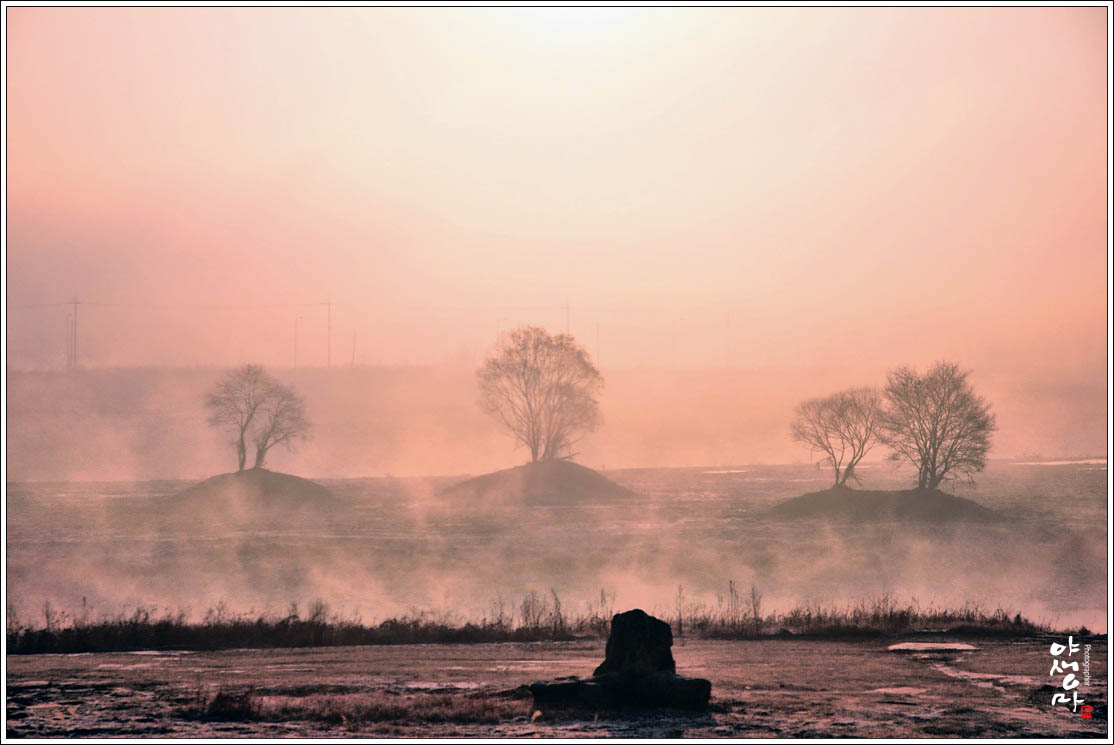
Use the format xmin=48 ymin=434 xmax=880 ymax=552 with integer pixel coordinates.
xmin=888 ymin=642 xmax=977 ymax=652
xmin=869 ymin=686 xmax=927 ymax=696
xmin=1014 ymin=459 xmax=1106 ymax=466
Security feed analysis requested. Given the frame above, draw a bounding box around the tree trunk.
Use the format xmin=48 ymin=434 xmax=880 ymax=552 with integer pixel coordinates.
xmin=253 ymin=445 xmax=267 ymax=470
xmin=236 ymin=439 xmax=246 ymax=472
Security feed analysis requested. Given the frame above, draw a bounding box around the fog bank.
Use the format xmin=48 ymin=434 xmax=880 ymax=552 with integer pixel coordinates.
xmin=5 ymin=365 xmax=1106 ymax=482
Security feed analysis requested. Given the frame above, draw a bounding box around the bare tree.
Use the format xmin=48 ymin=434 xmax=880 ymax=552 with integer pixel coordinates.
xmin=205 ymin=364 xmax=270 ymax=472
xmin=477 ymin=326 xmax=602 ymax=462
xmin=205 ymin=365 xmax=311 ymax=472
xmin=790 ymin=387 xmax=882 ymax=486
xmin=879 ymin=362 xmax=996 ymax=490
xmin=251 ymin=380 xmax=310 ymax=469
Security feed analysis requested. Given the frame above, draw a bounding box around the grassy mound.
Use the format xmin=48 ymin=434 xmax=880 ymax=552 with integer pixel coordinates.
xmin=770 ymin=485 xmax=998 ymax=522
xmin=174 ymin=468 xmax=335 ymax=506
xmin=155 ymin=469 xmax=341 ymax=528
xmin=440 ymin=459 xmax=636 ymax=504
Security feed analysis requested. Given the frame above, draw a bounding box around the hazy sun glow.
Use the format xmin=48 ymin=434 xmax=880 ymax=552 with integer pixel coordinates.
xmin=499 ymin=7 xmax=639 ymax=43
xmin=4 ymin=6 xmax=1108 ymax=467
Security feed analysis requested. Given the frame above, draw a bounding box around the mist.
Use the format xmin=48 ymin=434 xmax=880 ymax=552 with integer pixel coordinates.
xmin=4 ymin=364 xmax=1105 ymax=482
xmin=4 ymin=6 xmax=1109 ymax=645
xmin=7 ymin=461 xmax=1107 ymax=634
xmin=5 ymin=7 xmax=1107 ymax=387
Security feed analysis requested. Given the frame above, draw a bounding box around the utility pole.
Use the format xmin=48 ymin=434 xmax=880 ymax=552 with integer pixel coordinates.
xmin=70 ymin=296 xmax=79 ymax=370
xmin=294 ymin=316 xmax=302 ymax=370
xmin=326 ymin=298 xmax=332 ymax=368
xmin=65 ymin=314 xmax=73 ymax=370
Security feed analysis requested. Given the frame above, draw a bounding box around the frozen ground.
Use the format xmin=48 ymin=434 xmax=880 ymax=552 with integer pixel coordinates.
xmin=5 ymin=637 xmax=1107 ymax=738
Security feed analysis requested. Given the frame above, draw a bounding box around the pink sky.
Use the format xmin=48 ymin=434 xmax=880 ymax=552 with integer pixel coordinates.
xmin=6 ymin=7 xmax=1108 ymax=381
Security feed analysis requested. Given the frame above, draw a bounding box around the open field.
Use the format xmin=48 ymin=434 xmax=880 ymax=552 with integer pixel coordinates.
xmin=6 ymin=637 xmax=1107 ymax=738
xmin=6 ymin=461 xmax=1107 ymax=736
xmin=6 ymin=461 xmax=1108 ymax=632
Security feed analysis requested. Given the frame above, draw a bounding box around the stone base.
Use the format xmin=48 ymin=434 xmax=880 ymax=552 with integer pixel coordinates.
xmin=530 ymin=671 xmax=712 ymax=712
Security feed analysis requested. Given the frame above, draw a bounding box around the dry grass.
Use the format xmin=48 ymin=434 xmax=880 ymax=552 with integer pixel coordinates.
xmin=182 ymin=686 xmax=262 ymax=721
xmin=8 ymin=590 xmax=1074 ymax=655
xmin=268 ymin=691 xmax=530 ymax=726
xmin=183 ymin=686 xmax=531 ymax=727
xmin=686 ymin=592 xmax=1053 ymax=639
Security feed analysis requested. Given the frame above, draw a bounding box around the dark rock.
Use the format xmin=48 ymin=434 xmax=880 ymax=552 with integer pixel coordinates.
xmin=529 ymin=609 xmax=712 ymax=712
xmin=593 ymin=609 xmax=675 ymax=676
xmin=530 ymin=678 xmax=589 ymax=708
xmin=630 ymin=671 xmax=712 ymax=709
xmin=530 ymin=671 xmax=711 ymax=711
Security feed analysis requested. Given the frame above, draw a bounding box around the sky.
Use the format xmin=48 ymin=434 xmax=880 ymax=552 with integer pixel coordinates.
xmin=5 ymin=7 xmax=1108 ymax=380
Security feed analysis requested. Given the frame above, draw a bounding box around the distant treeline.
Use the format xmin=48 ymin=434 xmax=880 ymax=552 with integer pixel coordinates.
xmin=6 ymin=592 xmax=1084 ymax=655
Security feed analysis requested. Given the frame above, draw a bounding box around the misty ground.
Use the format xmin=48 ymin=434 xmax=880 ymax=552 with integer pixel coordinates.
xmin=6 ymin=461 xmax=1107 ymax=632
xmin=6 ymin=637 xmax=1106 ymax=737
xmin=5 ymin=460 xmax=1108 ymax=737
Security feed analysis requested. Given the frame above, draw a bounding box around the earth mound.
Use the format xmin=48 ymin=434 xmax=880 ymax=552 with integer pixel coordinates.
xmin=439 ymin=459 xmax=636 ymax=504
xmin=155 ymin=469 xmax=341 ymax=528
xmin=770 ymin=485 xmax=998 ymax=523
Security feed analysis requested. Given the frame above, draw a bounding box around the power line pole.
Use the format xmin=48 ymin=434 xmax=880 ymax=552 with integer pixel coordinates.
xmin=70 ymin=296 xmax=79 ymax=370
xmin=65 ymin=313 xmax=73 ymax=370
xmin=294 ymin=316 xmax=302 ymax=370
